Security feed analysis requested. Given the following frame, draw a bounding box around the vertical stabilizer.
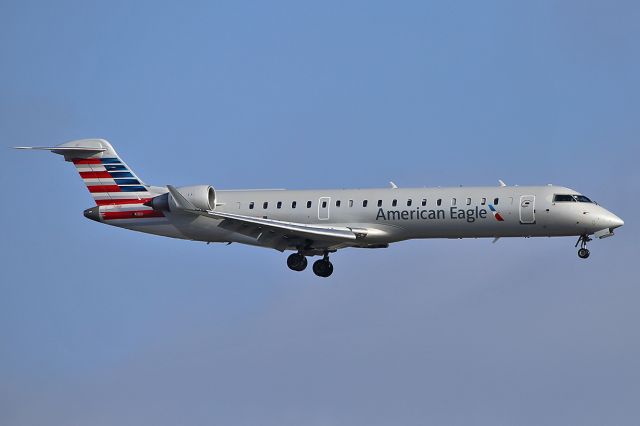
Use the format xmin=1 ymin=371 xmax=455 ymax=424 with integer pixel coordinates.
xmin=15 ymin=139 xmax=152 ymax=206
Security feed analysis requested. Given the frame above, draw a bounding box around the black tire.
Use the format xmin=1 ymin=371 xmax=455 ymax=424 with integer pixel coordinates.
xmin=578 ymin=248 xmax=590 ymax=259
xmin=287 ymin=253 xmax=308 ymax=271
xmin=312 ymin=259 xmax=333 ymax=277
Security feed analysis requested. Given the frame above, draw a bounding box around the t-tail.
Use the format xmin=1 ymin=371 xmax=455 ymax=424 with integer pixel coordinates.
xmin=15 ymin=139 xmax=164 ymax=221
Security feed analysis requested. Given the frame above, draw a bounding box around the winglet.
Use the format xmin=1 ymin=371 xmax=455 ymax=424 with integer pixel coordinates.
xmin=166 ymin=185 xmax=198 ymax=211
xmin=389 ymin=181 xmax=398 ymax=189
xmin=498 ymin=179 xmax=507 ymax=187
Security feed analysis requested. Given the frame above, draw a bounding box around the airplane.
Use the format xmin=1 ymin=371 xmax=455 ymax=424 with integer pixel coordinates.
xmin=16 ymin=139 xmax=624 ymax=277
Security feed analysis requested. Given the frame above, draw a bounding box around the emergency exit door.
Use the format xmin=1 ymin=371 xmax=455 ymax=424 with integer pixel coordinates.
xmin=318 ymin=197 xmax=330 ymax=220
xmin=519 ymin=195 xmax=535 ymax=224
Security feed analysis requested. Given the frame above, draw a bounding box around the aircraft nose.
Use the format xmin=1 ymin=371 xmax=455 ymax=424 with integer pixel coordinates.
xmin=601 ymin=211 xmax=624 ymax=229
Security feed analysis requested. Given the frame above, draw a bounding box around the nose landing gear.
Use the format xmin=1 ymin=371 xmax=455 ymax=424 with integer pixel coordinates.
xmin=575 ymin=234 xmax=592 ymax=259
xmin=578 ymin=248 xmax=590 ymax=259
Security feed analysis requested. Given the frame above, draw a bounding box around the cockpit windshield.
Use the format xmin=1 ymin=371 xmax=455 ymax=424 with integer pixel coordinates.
xmin=574 ymin=195 xmax=592 ymax=203
xmin=553 ymin=194 xmax=593 ymax=203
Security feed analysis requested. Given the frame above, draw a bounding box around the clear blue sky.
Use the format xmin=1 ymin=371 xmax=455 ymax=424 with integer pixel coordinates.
xmin=1 ymin=1 xmax=639 ymax=425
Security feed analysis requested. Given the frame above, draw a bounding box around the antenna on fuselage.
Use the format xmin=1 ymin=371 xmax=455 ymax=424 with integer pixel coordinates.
xmin=498 ymin=179 xmax=507 ymax=187
xmin=389 ymin=181 xmax=398 ymax=189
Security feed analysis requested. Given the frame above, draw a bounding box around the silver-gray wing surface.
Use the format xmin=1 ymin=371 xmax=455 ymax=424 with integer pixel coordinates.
xmin=166 ymin=185 xmax=358 ymax=251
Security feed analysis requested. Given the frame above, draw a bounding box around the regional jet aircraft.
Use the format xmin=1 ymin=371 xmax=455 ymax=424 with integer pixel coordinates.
xmin=16 ymin=139 xmax=624 ymax=277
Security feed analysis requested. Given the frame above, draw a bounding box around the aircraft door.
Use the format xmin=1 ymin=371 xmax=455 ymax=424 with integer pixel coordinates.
xmin=318 ymin=197 xmax=330 ymax=221
xmin=519 ymin=195 xmax=535 ymax=224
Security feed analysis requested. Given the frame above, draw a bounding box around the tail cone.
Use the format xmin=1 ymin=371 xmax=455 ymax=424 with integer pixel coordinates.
xmin=83 ymin=207 xmax=101 ymax=222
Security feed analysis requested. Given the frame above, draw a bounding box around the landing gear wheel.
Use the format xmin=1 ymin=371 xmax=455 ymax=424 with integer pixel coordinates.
xmin=575 ymin=234 xmax=592 ymax=260
xmin=287 ymin=253 xmax=308 ymax=271
xmin=312 ymin=259 xmax=334 ymax=278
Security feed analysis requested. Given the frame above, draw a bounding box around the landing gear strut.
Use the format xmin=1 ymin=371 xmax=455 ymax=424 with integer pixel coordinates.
xmin=312 ymin=252 xmax=334 ymax=278
xmin=575 ymin=234 xmax=592 ymax=259
xmin=287 ymin=253 xmax=308 ymax=271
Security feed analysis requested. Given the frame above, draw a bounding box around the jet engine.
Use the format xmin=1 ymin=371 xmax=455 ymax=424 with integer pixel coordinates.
xmin=148 ymin=185 xmax=216 ymax=212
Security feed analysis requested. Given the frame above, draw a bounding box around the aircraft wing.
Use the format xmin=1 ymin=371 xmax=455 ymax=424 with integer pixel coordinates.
xmin=210 ymin=210 xmax=360 ymax=250
xmin=166 ymin=185 xmax=360 ymax=251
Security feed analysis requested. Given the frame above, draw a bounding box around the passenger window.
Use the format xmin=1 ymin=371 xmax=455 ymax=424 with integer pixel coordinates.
xmin=437 ymin=199 xmax=442 ymax=206
xmin=451 ymin=198 xmax=456 ymax=206
xmin=277 ymin=201 xmax=282 ymax=209
xmin=363 ymin=200 xmax=368 ymax=207
xmin=407 ymin=199 xmax=412 ymax=206
xmin=349 ymin=200 xmax=354 ymax=207
xmin=466 ymin=198 xmax=471 ymax=205
xmin=481 ymin=198 xmax=486 ymax=205
xmin=322 ymin=201 xmax=327 ymax=208
xmin=377 ymin=200 xmax=382 ymax=207
xmin=421 ymin=198 xmax=427 ymax=206
xmin=336 ymin=200 xmax=341 ymax=207
xmin=307 ymin=201 xmax=312 ymax=208
xmin=249 ymin=202 xmax=255 ymax=209
xmin=263 ymin=202 xmax=268 ymax=209
xmin=392 ymin=199 xmax=397 ymax=207
xmin=292 ymin=201 xmax=297 ymax=208
xmin=494 ymin=198 xmax=499 ymax=205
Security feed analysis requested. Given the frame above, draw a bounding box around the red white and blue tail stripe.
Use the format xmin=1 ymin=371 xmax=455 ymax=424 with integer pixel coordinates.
xmin=73 ymin=156 xmax=151 ymax=205
xmin=73 ymin=156 xmax=164 ymax=220
xmin=16 ymin=139 xmax=164 ymax=221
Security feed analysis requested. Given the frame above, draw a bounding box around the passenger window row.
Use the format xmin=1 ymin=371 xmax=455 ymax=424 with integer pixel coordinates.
xmin=247 ymin=197 xmax=507 ymax=210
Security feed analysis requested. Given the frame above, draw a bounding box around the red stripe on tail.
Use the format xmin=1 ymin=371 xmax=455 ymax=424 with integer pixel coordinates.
xmin=88 ymin=185 xmax=121 ymax=193
xmin=79 ymin=171 xmax=112 ymax=178
xmin=102 ymin=210 xmax=164 ymax=220
xmin=72 ymin=158 xmax=102 ymax=164
xmin=96 ymin=198 xmax=153 ymax=206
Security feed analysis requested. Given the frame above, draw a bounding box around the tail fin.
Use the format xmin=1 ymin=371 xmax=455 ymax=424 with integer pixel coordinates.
xmin=15 ymin=139 xmax=153 ymax=206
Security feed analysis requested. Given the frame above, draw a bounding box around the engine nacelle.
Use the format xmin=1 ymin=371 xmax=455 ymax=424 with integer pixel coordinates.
xmin=149 ymin=185 xmax=216 ymax=212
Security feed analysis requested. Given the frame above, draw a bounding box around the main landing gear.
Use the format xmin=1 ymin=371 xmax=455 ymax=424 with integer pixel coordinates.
xmin=575 ymin=234 xmax=592 ymax=259
xmin=312 ymin=253 xmax=334 ymax=278
xmin=286 ymin=252 xmax=334 ymax=277
xmin=287 ymin=253 xmax=308 ymax=271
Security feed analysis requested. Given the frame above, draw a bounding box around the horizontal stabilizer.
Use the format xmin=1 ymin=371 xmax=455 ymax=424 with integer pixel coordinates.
xmin=14 ymin=146 xmax=106 ymax=153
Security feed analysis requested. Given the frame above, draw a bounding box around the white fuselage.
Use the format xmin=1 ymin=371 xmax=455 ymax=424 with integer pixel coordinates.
xmin=101 ymin=184 xmax=623 ymax=251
